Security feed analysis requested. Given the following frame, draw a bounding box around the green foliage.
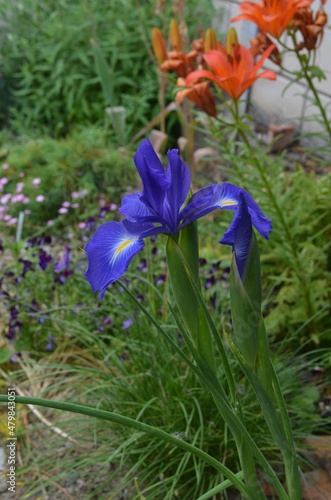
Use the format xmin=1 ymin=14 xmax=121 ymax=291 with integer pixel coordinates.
xmin=0 ymin=0 xmax=215 ymax=137
xmin=0 ymin=0 xmax=160 ymax=136
xmin=0 ymin=126 xmax=137 ymax=234
xmin=200 ymin=121 xmax=331 ymax=347
xmin=1 ymin=231 xmax=329 ymax=498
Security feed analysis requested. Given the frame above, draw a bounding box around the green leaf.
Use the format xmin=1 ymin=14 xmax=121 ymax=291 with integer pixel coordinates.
xmin=0 ymin=347 xmax=12 ymax=364
xmin=91 ymin=41 xmax=114 ymax=106
xmin=0 ymin=394 xmax=249 ymax=497
xmin=308 ymin=65 xmax=327 ymax=82
xmin=166 ymin=233 xmax=200 ymax=345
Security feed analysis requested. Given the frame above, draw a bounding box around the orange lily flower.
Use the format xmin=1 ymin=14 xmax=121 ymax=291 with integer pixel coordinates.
xmin=176 ymin=78 xmax=217 ymax=117
xmin=185 ymin=29 xmax=277 ymax=102
xmin=231 ymin=0 xmax=314 ymax=39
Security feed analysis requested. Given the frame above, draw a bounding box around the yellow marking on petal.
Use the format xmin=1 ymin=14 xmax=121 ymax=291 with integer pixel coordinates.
xmin=115 ymin=239 xmax=132 ymax=256
xmin=221 ymin=200 xmax=237 ymax=206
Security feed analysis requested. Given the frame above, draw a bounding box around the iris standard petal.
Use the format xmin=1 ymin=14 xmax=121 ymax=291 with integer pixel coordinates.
xmin=166 ymin=149 xmax=191 ymax=212
xmin=220 ymin=194 xmax=252 ymax=279
xmin=85 ymin=220 xmax=154 ymax=299
xmin=119 ymin=192 xmax=152 ymax=221
xmin=162 ymin=148 xmax=192 ymax=233
xmin=134 ymin=139 xmax=169 ymax=216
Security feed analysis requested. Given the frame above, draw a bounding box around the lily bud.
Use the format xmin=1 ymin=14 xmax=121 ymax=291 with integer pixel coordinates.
xmin=152 ymin=28 xmax=167 ymax=65
xmin=204 ymin=28 xmax=218 ymax=51
xmin=169 ymin=19 xmax=182 ymax=51
xmin=226 ymin=28 xmax=238 ymax=59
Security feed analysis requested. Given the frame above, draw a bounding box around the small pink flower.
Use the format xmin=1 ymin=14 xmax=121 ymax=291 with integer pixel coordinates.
xmin=2 ymin=163 xmax=9 ymax=170
xmin=3 ymin=214 xmax=11 ymax=221
xmin=1 ymin=193 xmax=11 ymax=204
xmin=36 ymin=195 xmax=45 ymax=202
xmin=110 ymin=203 xmax=118 ymax=211
xmin=78 ymin=222 xmax=86 ymax=229
xmin=0 ymin=177 xmax=8 ymax=186
xmin=7 ymin=217 xmax=18 ymax=226
xmin=22 ymin=197 xmax=30 ymax=204
xmin=16 ymin=182 xmax=24 ymax=193
xmin=71 ymin=202 xmax=79 ymax=209
xmin=25 ymin=209 xmax=31 ymax=215
xmin=71 ymin=191 xmax=80 ymax=199
xmin=32 ymin=178 xmax=41 ymax=186
xmin=47 ymin=220 xmax=55 ymax=226
xmin=58 ymin=207 xmax=68 ymax=214
xmin=62 ymin=201 xmax=70 ymax=208
xmin=11 ymin=194 xmax=24 ymax=203
xmin=19 ymin=172 xmax=25 ymax=178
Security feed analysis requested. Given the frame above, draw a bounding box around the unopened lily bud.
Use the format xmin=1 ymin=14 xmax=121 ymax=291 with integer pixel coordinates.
xmin=226 ymin=28 xmax=238 ymax=58
xmin=152 ymin=28 xmax=167 ymax=65
xmin=204 ymin=29 xmax=218 ymax=51
xmin=169 ymin=19 xmax=182 ymax=51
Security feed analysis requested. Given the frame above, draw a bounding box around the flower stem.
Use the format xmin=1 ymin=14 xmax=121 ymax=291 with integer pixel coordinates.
xmin=290 ymin=33 xmax=331 ymax=141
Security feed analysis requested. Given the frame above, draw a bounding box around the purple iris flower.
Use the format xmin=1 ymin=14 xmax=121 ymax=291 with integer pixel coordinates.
xmin=85 ymin=139 xmax=272 ymax=299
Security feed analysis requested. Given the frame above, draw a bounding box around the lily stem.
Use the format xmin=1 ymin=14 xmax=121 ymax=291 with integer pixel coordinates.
xmin=290 ymin=32 xmax=331 ymax=141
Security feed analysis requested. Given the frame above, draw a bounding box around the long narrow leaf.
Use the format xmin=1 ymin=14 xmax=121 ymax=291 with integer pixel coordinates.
xmin=0 ymin=394 xmax=248 ymax=497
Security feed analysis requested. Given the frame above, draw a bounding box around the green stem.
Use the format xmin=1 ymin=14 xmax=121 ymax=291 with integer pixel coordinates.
xmin=290 ymin=32 xmax=331 ymax=140
xmin=0 ymin=394 xmax=248 ymax=496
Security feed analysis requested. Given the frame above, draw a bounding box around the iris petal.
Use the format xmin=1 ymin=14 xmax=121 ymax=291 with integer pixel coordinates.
xmin=220 ymin=194 xmax=252 ymax=279
xmin=220 ymin=195 xmax=254 ymax=282
xmin=119 ymin=192 xmax=152 ymax=221
xmin=179 ymin=183 xmax=242 ymax=227
xmin=161 ymin=149 xmax=191 ymax=233
xmin=241 ymin=192 xmax=272 ymax=239
xmin=180 ymin=182 xmax=272 ymax=240
xmin=85 ymin=220 xmax=154 ymax=299
xmin=134 ymin=139 xmax=169 ymax=216
xmin=166 ymin=149 xmax=191 ymax=213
